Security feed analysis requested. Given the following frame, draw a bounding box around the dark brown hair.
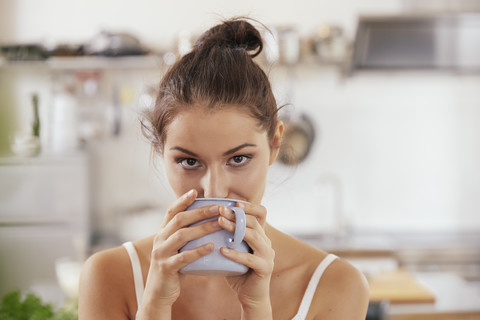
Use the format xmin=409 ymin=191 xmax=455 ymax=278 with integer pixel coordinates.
xmin=144 ymin=18 xmax=279 ymax=154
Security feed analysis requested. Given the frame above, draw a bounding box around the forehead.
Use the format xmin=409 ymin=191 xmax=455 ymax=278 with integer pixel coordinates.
xmin=164 ymin=107 xmax=267 ymax=150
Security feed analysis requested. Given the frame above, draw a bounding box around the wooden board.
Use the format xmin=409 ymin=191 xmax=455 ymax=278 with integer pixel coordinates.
xmin=389 ymin=311 xmax=480 ymax=320
xmin=368 ymin=270 xmax=436 ymax=304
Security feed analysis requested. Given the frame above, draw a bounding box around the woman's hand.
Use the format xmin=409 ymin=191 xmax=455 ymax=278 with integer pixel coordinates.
xmin=138 ymin=189 xmax=222 ymax=317
xmin=218 ymin=202 xmax=274 ymax=319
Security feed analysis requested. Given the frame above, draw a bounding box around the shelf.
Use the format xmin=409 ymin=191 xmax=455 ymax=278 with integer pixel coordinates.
xmin=0 ymin=54 xmax=347 ymax=72
xmin=0 ymin=152 xmax=87 ymax=166
xmin=0 ymin=54 xmax=166 ymax=71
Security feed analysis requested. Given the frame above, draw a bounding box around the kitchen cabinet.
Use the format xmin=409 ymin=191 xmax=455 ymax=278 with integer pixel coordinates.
xmin=1 ymin=54 xmax=175 ymax=251
xmin=0 ymin=154 xmax=89 ymax=299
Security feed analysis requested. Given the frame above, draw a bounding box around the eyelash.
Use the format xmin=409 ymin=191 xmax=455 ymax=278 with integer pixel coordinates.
xmin=177 ymin=158 xmax=201 ymax=169
xmin=176 ymin=155 xmax=252 ymax=170
xmin=228 ymin=155 xmax=252 ymax=167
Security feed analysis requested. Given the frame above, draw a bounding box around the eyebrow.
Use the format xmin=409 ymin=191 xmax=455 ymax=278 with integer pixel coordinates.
xmin=169 ymin=146 xmax=198 ymax=157
xmin=223 ymin=143 xmax=257 ymax=156
xmin=169 ymin=143 xmax=257 ymax=157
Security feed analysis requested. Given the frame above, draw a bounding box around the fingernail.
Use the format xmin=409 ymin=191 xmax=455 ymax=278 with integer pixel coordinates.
xmin=186 ymin=189 xmax=195 ymax=197
xmin=220 ymin=216 xmax=233 ymax=227
xmin=222 ymin=247 xmax=231 ymax=254
xmin=237 ymin=202 xmax=245 ymax=208
xmin=224 ymin=207 xmax=234 ymax=218
xmin=209 ymin=205 xmax=218 ymax=213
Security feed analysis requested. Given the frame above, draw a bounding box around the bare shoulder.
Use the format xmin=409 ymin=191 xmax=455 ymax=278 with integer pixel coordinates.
xmin=78 ymin=245 xmax=135 ymax=319
xmin=268 ymin=227 xmax=368 ymax=319
xmin=81 ymin=245 xmax=132 ymax=286
xmin=309 ymin=256 xmax=369 ymax=320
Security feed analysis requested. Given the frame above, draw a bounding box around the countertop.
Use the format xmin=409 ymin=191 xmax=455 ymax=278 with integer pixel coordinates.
xmin=296 ymin=231 xmax=480 ymax=280
xmin=295 ymin=231 xmax=480 ymax=252
xmin=388 ymin=272 xmax=480 ymax=320
xmin=298 ymin=231 xmax=480 ymax=319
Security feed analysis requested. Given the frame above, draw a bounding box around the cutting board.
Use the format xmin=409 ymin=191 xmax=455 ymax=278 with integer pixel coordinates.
xmin=368 ymin=269 xmax=436 ymax=304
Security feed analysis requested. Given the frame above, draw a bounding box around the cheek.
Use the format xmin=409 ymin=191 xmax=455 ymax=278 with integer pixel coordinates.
xmin=163 ymin=162 xmax=194 ymax=197
xmin=234 ymin=160 xmax=269 ymax=203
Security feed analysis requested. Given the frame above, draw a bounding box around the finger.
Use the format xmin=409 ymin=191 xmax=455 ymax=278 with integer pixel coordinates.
xmin=162 ymin=218 xmax=222 ymax=254
xmin=162 ymin=205 xmax=221 ymax=240
xmin=218 ymin=205 xmax=267 ymax=233
xmin=236 ymin=202 xmax=267 ymax=227
xmin=164 ymin=243 xmax=214 ymax=272
xmin=219 ymin=213 xmax=268 ymax=242
xmin=218 ymin=215 xmax=269 ymax=254
xmin=161 ymin=189 xmax=197 ymax=228
xmin=218 ymin=205 xmax=235 ymax=221
xmin=175 ymin=205 xmax=221 ymax=227
xmin=219 ymin=207 xmax=264 ymax=228
xmin=220 ymin=247 xmax=274 ymax=277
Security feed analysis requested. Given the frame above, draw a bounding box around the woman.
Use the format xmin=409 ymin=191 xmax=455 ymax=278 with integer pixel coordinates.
xmin=79 ymin=18 xmax=369 ymax=320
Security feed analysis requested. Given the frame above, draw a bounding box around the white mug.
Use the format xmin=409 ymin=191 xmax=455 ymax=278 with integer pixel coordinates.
xmin=179 ymin=198 xmax=250 ymax=276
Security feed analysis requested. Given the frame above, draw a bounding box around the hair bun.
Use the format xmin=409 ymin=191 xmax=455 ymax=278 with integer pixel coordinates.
xmin=194 ymin=18 xmax=263 ymax=57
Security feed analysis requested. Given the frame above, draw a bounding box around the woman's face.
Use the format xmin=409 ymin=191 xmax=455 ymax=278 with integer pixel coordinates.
xmin=163 ymin=107 xmax=282 ymax=204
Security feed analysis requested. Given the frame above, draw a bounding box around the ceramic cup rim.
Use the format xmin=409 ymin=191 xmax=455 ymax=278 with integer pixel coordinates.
xmin=192 ymin=197 xmax=247 ymax=204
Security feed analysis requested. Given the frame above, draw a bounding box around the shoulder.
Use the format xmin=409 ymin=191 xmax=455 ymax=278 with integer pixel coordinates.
xmin=81 ymin=245 xmax=132 ymax=283
xmin=268 ymin=226 xmax=328 ymax=271
xmin=78 ymin=245 xmax=135 ymax=319
xmin=268 ymin=228 xmax=368 ymax=319
xmin=310 ymin=256 xmax=369 ymax=320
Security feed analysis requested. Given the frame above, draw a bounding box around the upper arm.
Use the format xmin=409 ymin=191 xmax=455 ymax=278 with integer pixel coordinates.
xmin=310 ymin=258 xmax=369 ymax=320
xmin=78 ymin=248 xmax=134 ymax=320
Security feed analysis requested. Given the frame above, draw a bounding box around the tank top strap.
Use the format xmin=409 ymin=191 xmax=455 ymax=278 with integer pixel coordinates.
xmin=123 ymin=243 xmax=336 ymax=320
xmin=122 ymin=241 xmax=145 ymax=312
xmin=291 ymin=254 xmax=338 ymax=320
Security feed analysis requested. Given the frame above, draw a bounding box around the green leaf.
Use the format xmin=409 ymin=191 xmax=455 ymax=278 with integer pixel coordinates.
xmin=0 ymin=290 xmax=54 ymax=320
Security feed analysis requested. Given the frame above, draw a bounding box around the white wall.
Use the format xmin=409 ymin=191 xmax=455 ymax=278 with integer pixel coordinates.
xmin=2 ymin=0 xmax=480 ymax=238
xmin=264 ymin=67 xmax=480 ymax=234
xmin=0 ymin=0 xmax=401 ymax=47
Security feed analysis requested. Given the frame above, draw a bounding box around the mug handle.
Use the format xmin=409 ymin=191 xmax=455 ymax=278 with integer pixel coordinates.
xmin=228 ymin=207 xmax=246 ymax=249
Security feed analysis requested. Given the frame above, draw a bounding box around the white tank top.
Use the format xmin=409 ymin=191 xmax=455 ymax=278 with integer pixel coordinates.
xmin=122 ymin=241 xmax=337 ymax=320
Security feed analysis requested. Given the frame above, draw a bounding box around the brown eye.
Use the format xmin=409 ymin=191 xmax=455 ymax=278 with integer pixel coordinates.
xmin=178 ymin=158 xmax=201 ymax=169
xmin=227 ymin=155 xmax=251 ymax=167
xmin=233 ymin=156 xmax=244 ymax=163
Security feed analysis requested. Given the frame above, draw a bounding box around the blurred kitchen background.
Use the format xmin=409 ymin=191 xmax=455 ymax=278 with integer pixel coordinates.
xmin=1 ymin=0 xmax=480 ymax=318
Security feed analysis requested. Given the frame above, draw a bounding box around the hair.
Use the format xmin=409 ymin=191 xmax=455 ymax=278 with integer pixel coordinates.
xmin=143 ymin=17 xmax=279 ymax=154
